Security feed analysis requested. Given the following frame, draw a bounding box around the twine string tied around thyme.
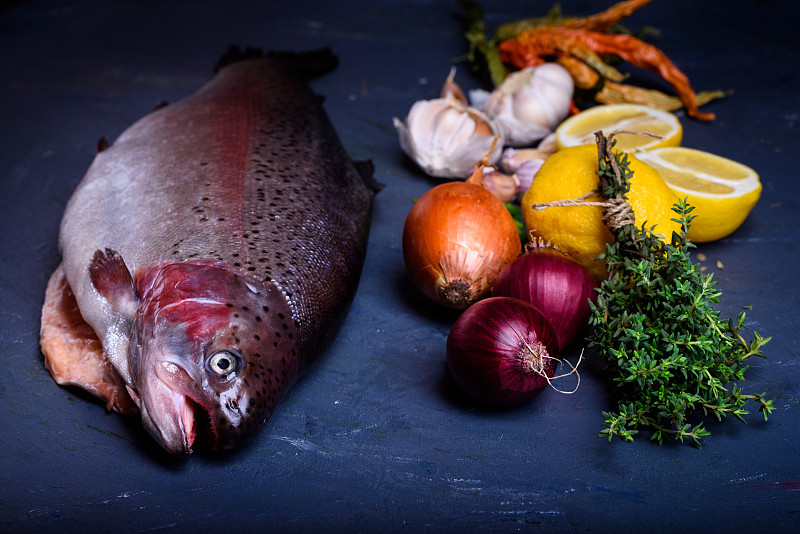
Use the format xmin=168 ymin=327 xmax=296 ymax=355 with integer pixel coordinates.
xmin=528 ymin=129 xmax=663 ymax=233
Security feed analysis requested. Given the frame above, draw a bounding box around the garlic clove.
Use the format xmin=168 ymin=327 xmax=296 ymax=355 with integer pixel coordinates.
xmin=537 ymin=132 xmax=558 ymax=154
xmin=394 ymin=96 xmax=504 ymax=178
xmin=484 ymin=63 xmax=574 ymax=147
xmin=501 ymin=147 xmax=550 ymax=174
xmin=479 ymin=167 xmax=520 ymax=203
xmin=500 ymin=136 xmax=559 ymax=199
xmin=515 ymin=159 xmax=544 ymax=198
xmin=467 ymin=88 xmax=491 ymax=111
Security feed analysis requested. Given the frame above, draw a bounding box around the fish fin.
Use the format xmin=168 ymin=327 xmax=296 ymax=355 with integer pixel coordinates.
xmin=40 ymin=264 xmax=139 ymax=416
xmin=353 ymin=159 xmax=384 ymax=194
xmin=89 ymin=248 xmax=139 ymax=317
xmin=268 ymin=48 xmax=339 ymax=81
xmin=215 ymin=46 xmax=338 ymax=81
xmin=151 ymin=100 xmax=170 ymax=112
xmin=125 ymin=385 xmax=141 ymax=406
xmin=214 ymin=45 xmax=266 ymax=72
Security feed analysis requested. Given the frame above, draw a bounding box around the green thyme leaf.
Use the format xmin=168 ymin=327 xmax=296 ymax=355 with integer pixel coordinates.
xmin=589 ymin=134 xmax=772 ymax=447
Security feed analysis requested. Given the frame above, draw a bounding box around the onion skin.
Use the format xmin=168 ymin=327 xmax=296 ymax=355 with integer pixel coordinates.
xmin=492 ymin=240 xmax=598 ymax=350
xmin=446 ymin=296 xmax=559 ymax=407
xmin=403 ymin=181 xmax=521 ymax=309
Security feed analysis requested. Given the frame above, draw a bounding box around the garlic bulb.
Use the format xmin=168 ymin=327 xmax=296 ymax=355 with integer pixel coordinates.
xmin=393 ymin=96 xmax=504 ymax=179
xmin=483 ymin=63 xmax=574 ymax=147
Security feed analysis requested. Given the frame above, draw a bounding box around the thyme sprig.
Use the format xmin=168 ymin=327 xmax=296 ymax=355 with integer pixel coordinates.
xmin=588 ymin=132 xmax=773 ymax=447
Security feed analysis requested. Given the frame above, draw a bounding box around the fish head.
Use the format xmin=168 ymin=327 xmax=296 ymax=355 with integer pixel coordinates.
xmin=129 ymin=261 xmax=299 ymax=455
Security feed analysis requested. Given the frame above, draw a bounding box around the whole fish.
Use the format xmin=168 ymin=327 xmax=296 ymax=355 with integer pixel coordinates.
xmin=40 ymin=48 xmax=379 ymax=455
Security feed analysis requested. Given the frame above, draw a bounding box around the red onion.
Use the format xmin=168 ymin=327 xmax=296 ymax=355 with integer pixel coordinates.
xmin=446 ymin=296 xmax=563 ymax=407
xmin=492 ymin=238 xmax=598 ymax=350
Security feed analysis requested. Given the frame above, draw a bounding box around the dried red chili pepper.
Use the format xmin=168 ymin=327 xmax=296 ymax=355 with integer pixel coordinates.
xmin=498 ymin=27 xmax=714 ymax=120
xmin=558 ymin=0 xmax=654 ymax=32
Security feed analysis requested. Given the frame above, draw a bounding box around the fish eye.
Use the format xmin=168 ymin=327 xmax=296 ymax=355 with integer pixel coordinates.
xmin=207 ymin=350 xmax=241 ymax=378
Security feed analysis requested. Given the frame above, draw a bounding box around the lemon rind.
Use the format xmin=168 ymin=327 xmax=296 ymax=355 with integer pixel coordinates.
xmin=637 ymin=148 xmax=761 ymax=200
xmin=556 ymin=104 xmax=682 ymax=152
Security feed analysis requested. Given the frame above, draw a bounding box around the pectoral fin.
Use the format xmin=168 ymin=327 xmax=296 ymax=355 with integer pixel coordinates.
xmin=40 ymin=263 xmax=138 ymax=416
xmin=88 ymin=248 xmax=140 ymax=386
xmin=89 ymin=248 xmax=139 ymax=318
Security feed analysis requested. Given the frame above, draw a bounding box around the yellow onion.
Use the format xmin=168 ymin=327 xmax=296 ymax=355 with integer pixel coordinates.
xmin=402 ymin=173 xmax=521 ymax=309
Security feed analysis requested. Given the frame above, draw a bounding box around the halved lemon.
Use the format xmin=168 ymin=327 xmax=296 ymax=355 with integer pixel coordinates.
xmin=555 ymin=104 xmax=682 ymax=152
xmin=635 ymin=147 xmax=762 ymax=242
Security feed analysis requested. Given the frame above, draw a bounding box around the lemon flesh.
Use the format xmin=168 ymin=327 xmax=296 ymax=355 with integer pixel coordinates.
xmin=556 ymin=104 xmax=682 ymax=152
xmin=522 ymin=144 xmax=681 ymax=281
xmin=635 ymin=147 xmax=762 ymax=242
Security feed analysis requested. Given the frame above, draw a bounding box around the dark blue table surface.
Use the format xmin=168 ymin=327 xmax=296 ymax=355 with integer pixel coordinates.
xmin=1 ymin=1 xmax=798 ymax=532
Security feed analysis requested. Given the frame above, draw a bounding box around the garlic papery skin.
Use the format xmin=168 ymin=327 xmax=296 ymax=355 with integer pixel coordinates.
xmin=394 ymin=97 xmax=504 ymax=179
xmin=483 ymin=63 xmax=574 ymax=147
xmin=441 ymin=66 xmax=468 ymax=105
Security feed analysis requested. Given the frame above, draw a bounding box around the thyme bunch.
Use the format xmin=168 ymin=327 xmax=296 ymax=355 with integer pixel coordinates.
xmin=588 ymin=132 xmax=773 ymax=447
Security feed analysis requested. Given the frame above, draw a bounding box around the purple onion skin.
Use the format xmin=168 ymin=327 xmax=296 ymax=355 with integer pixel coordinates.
xmin=446 ymin=297 xmax=559 ymax=407
xmin=492 ymin=246 xmax=598 ymax=351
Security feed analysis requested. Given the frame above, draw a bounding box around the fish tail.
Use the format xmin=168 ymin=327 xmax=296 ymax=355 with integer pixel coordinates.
xmin=215 ymin=46 xmax=338 ymax=81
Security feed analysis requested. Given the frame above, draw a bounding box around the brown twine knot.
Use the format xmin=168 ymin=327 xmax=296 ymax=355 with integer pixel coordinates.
xmin=528 ymin=129 xmax=663 ymax=236
xmin=600 ymin=196 xmax=635 ymax=233
xmin=530 ymin=194 xmax=635 ymax=234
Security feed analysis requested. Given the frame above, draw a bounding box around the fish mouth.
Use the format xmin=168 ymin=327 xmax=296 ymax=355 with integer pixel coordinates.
xmin=149 ymin=361 xmax=215 ymax=455
xmin=181 ymin=395 xmax=220 ymax=452
xmin=164 ymin=388 xmax=198 ymax=454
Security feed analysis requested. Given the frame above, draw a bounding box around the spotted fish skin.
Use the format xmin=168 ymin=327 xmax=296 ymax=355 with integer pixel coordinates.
xmin=46 ymin=49 xmax=378 ymax=454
